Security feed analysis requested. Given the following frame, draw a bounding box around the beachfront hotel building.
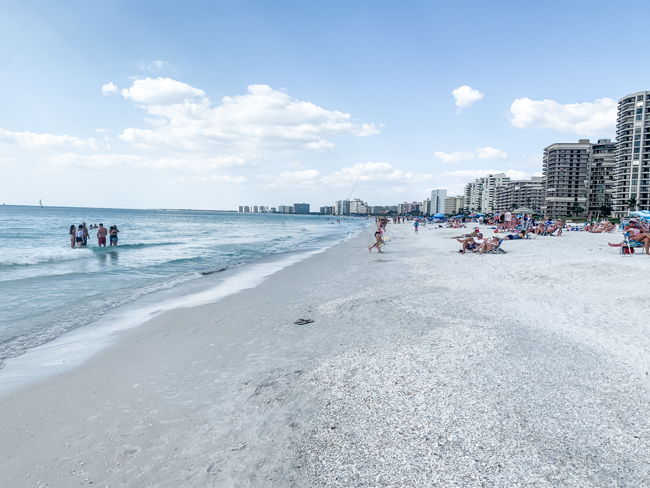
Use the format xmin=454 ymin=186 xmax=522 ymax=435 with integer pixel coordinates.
xmin=293 ymin=203 xmax=310 ymax=214
xmin=542 ymin=138 xmax=617 ymax=217
xmin=587 ymin=139 xmax=616 ymax=215
xmin=613 ymin=91 xmax=650 ymax=217
xmin=494 ymin=177 xmax=545 ymax=213
xmin=444 ymin=195 xmax=463 ymax=215
xmin=463 ymin=173 xmax=509 ymax=213
xmin=348 ymin=198 xmax=367 ymax=214
xmin=334 ymin=199 xmax=350 ymax=215
xmin=421 ymin=198 xmax=431 ymax=216
xmin=542 ymin=140 xmax=591 ymax=217
xmin=430 ymin=189 xmax=447 ymax=214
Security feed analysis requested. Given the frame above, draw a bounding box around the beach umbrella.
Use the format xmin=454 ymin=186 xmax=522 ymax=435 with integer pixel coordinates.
xmin=433 ymin=213 xmax=445 ymax=218
xmin=455 ymin=214 xmax=465 ymax=218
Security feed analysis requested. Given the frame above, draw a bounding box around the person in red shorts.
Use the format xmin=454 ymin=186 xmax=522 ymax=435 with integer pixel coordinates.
xmin=97 ymin=223 xmax=108 ymax=247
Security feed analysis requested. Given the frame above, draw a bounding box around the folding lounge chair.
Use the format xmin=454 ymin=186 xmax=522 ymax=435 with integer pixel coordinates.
xmin=621 ymin=232 xmax=647 ymax=254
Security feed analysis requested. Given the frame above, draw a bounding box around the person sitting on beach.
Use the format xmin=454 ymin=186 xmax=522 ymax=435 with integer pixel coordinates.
xmin=478 ymin=236 xmax=500 ymax=254
xmin=457 ymin=233 xmax=484 ymax=254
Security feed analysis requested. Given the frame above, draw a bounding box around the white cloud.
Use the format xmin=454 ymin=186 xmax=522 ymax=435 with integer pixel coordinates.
xmin=434 ymin=150 xmax=474 ymax=164
xmin=121 ymin=77 xmax=206 ymax=105
xmin=167 ymin=174 xmax=248 ymax=184
xmin=46 ymin=153 xmax=247 ymax=171
xmin=101 ymin=82 xmax=119 ymax=96
xmin=138 ymin=60 xmax=172 ymax=72
xmin=509 ymin=97 xmax=616 ymax=135
xmin=476 ymin=146 xmax=508 ymax=160
xmin=0 ymin=128 xmax=106 ymax=150
xmin=435 ymin=147 xmax=508 ymax=164
xmin=452 ymin=85 xmax=484 ymax=111
xmin=436 ymin=168 xmax=531 ymax=195
xmin=256 ymin=162 xmax=435 ymax=189
xmin=115 ymin=80 xmax=378 ymax=156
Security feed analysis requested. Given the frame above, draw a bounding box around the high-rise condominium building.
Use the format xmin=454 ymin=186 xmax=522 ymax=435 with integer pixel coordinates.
xmin=494 ymin=177 xmax=545 ymax=213
xmin=587 ymin=139 xmax=616 ymax=215
xmin=293 ymin=203 xmax=310 ymax=214
xmin=421 ymin=198 xmax=431 ymax=216
xmin=349 ymin=199 xmax=367 ymax=214
xmin=542 ymin=139 xmax=616 ymax=217
xmin=463 ymin=174 xmax=509 ymax=213
xmin=334 ymin=200 xmax=350 ymax=215
xmin=430 ymin=189 xmax=447 ymax=214
xmin=613 ymin=91 xmax=650 ymax=217
xmin=542 ymin=140 xmax=591 ymax=217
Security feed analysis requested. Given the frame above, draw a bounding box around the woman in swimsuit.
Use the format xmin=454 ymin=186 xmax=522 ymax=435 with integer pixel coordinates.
xmin=69 ymin=225 xmax=76 ymax=249
xmin=75 ymin=225 xmax=84 ymax=248
xmin=368 ymin=224 xmax=384 ymax=253
xmin=109 ymin=225 xmax=119 ymax=246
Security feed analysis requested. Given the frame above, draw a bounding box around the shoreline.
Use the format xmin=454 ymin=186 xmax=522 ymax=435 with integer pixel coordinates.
xmin=0 ymin=225 xmax=369 ymax=392
xmin=1 ymin=224 xmax=650 ymax=486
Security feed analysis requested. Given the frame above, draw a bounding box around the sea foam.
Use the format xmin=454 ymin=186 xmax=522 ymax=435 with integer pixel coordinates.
xmin=0 ymin=248 xmax=94 ymax=266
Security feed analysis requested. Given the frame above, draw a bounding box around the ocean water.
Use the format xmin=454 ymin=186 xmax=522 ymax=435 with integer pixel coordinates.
xmin=0 ymin=206 xmax=367 ymax=367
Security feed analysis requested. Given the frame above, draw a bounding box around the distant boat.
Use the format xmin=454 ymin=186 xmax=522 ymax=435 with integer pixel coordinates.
xmin=39 ymin=199 xmax=43 ymax=208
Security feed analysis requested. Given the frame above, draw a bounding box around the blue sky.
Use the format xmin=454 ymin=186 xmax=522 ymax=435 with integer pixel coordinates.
xmin=2 ymin=0 xmax=649 ymax=209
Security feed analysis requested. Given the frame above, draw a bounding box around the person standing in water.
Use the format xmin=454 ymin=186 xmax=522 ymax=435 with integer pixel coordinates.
xmin=69 ymin=225 xmax=76 ymax=249
xmin=109 ymin=225 xmax=119 ymax=246
xmin=81 ymin=222 xmax=89 ymax=246
xmin=75 ymin=225 xmax=85 ymax=248
xmin=97 ymin=223 xmax=107 ymax=247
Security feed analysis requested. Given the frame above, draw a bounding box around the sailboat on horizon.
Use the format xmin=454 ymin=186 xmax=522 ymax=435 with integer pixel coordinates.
xmin=39 ymin=199 xmax=43 ymax=208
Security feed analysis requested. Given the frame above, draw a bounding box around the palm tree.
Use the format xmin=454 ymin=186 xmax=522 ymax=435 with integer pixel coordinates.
xmin=626 ymin=197 xmax=637 ymax=211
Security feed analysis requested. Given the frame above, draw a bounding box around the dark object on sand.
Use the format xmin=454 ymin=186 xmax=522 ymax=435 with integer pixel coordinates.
xmin=294 ymin=318 xmax=314 ymax=325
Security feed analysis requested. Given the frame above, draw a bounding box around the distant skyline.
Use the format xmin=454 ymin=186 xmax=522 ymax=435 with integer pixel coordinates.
xmin=1 ymin=0 xmax=648 ymax=210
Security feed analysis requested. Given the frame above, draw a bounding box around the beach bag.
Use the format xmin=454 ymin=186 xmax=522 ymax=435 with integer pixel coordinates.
xmin=623 ymin=246 xmax=635 ymax=254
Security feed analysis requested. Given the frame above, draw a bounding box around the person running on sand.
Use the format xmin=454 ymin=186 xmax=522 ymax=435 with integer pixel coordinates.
xmin=368 ymin=223 xmax=384 ymax=253
xmin=97 ymin=223 xmax=108 ymax=247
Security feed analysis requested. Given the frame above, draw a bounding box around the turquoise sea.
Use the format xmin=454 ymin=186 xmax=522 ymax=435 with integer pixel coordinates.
xmin=0 ymin=206 xmax=367 ymax=368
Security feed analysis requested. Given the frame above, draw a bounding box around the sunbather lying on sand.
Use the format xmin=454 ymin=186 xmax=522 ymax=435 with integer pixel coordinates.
xmin=499 ymin=230 xmax=527 ymax=245
xmin=451 ymin=228 xmax=480 ymax=239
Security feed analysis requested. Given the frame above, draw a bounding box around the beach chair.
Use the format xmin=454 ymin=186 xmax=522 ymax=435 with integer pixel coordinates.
xmin=621 ymin=232 xmax=646 ymax=255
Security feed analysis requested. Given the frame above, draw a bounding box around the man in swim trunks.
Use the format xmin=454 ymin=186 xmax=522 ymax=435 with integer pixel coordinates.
xmin=82 ymin=222 xmax=89 ymax=246
xmin=97 ymin=223 xmax=107 ymax=247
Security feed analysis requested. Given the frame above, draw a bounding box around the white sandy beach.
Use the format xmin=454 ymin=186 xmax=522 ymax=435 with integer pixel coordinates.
xmin=1 ymin=224 xmax=650 ymax=487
